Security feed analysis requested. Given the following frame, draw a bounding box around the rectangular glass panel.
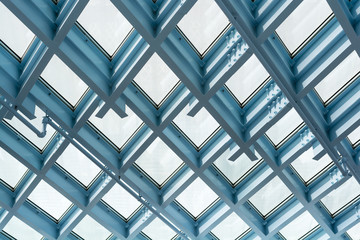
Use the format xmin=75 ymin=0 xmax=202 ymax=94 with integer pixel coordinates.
xmin=141 ymin=218 xmax=177 ymax=240
xmin=210 ymin=212 xmax=249 ymax=239
xmin=348 ymin=125 xmax=360 ymax=147
xmin=3 ymin=216 xmax=42 ymax=240
xmin=279 ymin=211 xmax=318 ymax=239
xmin=73 ymin=215 xmax=112 ymax=239
xmin=0 ymin=147 xmax=28 ymax=189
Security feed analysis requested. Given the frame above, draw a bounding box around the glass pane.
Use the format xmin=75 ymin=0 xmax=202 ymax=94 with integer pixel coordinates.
xmin=348 ymin=125 xmax=360 ymax=147
xmin=88 ymin=107 xmax=142 ymax=150
xmin=0 ymin=2 xmax=34 ymax=58
xmin=279 ymin=211 xmax=318 ymax=239
xmin=265 ymin=108 xmax=303 ymax=147
xmin=41 ymin=55 xmax=88 ymax=107
xmin=3 ymin=216 xmax=42 ymax=240
xmin=177 ymin=0 xmax=229 ymax=54
xmin=347 ymin=222 xmax=360 ymax=240
xmin=173 ymin=105 xmax=220 ymax=148
xmin=276 ymin=0 xmax=332 ymax=54
xmin=175 ymin=178 xmax=219 ymax=218
xmin=56 ymin=144 xmax=102 ymax=188
xmin=210 ymin=212 xmax=249 ymax=239
xmin=134 ymin=53 xmax=179 ymax=105
xmin=321 ymin=177 xmax=360 ymax=215
xmin=315 ymin=51 xmax=360 ymax=105
xmin=225 ymin=55 xmax=269 ymax=105
xmin=0 ymin=147 xmax=28 ymax=189
xmin=291 ymin=148 xmax=332 ymax=184
xmin=134 ymin=138 xmax=183 ymax=186
xmin=102 ymin=183 xmax=142 ymax=220
xmin=28 ymin=180 xmax=72 ymax=221
xmin=77 ymin=0 xmax=133 ymax=55
xmin=73 ymin=215 xmax=112 ymax=240
xmin=248 ymin=176 xmax=292 ymax=217
xmin=141 ymin=218 xmax=177 ymax=240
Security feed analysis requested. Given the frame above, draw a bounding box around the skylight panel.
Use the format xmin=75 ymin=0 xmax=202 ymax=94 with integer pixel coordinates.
xmin=0 ymin=147 xmax=28 ymax=189
xmin=141 ymin=218 xmax=177 ymax=240
xmin=348 ymin=125 xmax=360 ymax=147
xmin=248 ymin=176 xmax=292 ymax=217
xmin=134 ymin=138 xmax=183 ymax=187
xmin=265 ymin=108 xmax=303 ymax=147
xmin=41 ymin=55 xmax=88 ymax=108
xmin=225 ymin=54 xmax=269 ymax=106
xmin=77 ymin=0 xmax=133 ymax=56
xmin=0 ymin=2 xmax=34 ymax=58
xmin=175 ymin=178 xmax=219 ymax=219
xmin=276 ymin=0 xmax=332 ymax=55
xmin=72 ymin=215 xmax=112 ymax=240
xmin=315 ymin=51 xmax=360 ymax=105
xmin=101 ymin=183 xmax=142 ymax=220
xmin=210 ymin=212 xmax=250 ymax=239
xmin=279 ymin=211 xmax=318 ymax=239
xmin=347 ymin=222 xmax=360 ymax=240
xmin=56 ymin=144 xmax=102 ymax=188
xmin=2 ymin=216 xmax=42 ymax=240
xmin=177 ymin=0 xmax=230 ymax=55
xmin=133 ymin=53 xmax=179 ymax=106
xmin=28 ymin=180 xmax=72 ymax=221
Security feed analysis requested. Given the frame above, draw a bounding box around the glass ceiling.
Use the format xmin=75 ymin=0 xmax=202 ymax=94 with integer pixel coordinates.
xmin=0 ymin=0 xmax=359 ymax=239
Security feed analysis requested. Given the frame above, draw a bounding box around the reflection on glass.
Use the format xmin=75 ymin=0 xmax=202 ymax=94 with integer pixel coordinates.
xmin=73 ymin=215 xmax=112 ymax=240
xmin=102 ymin=183 xmax=142 ymax=220
xmin=134 ymin=53 xmax=179 ymax=105
xmin=211 ymin=212 xmax=249 ymax=239
xmin=265 ymin=108 xmax=303 ymax=147
xmin=175 ymin=178 xmax=218 ymax=218
xmin=135 ymin=138 xmax=183 ymax=187
xmin=347 ymin=221 xmax=360 ymax=240
xmin=141 ymin=218 xmax=177 ymax=240
xmin=248 ymin=176 xmax=292 ymax=217
xmin=321 ymin=177 xmax=360 ymax=215
xmin=226 ymin=55 xmax=269 ymax=105
xmin=315 ymin=51 xmax=360 ymax=105
xmin=3 ymin=216 xmax=42 ymax=240
xmin=56 ymin=144 xmax=101 ymax=188
xmin=348 ymin=125 xmax=360 ymax=147
xmin=89 ymin=107 xmax=142 ymax=150
xmin=279 ymin=211 xmax=318 ymax=239
xmin=173 ymin=105 xmax=220 ymax=148
xmin=77 ymin=0 xmax=132 ymax=55
xmin=28 ymin=180 xmax=72 ymax=221
xmin=291 ymin=148 xmax=332 ymax=184
xmin=0 ymin=2 xmax=34 ymax=58
xmin=276 ymin=0 xmax=332 ymax=54
xmin=0 ymin=147 xmax=27 ymax=189
xmin=177 ymin=0 xmax=229 ymax=54
xmin=41 ymin=55 xmax=88 ymax=107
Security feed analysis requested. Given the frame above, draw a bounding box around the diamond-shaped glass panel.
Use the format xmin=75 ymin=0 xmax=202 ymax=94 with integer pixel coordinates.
xmin=276 ymin=0 xmax=332 ymax=55
xmin=0 ymin=147 xmax=27 ymax=189
xmin=28 ymin=180 xmax=72 ymax=221
xmin=2 ymin=216 xmax=42 ymax=240
xmin=77 ymin=0 xmax=132 ymax=55
xmin=175 ymin=177 xmax=219 ymax=219
xmin=348 ymin=125 xmax=360 ymax=147
xmin=141 ymin=218 xmax=177 ymax=240
xmin=249 ymin=176 xmax=292 ymax=217
xmin=41 ymin=55 xmax=88 ymax=107
xmin=279 ymin=211 xmax=318 ymax=239
xmin=347 ymin=222 xmax=360 ymax=240
xmin=177 ymin=0 xmax=229 ymax=55
xmin=210 ymin=212 xmax=250 ymax=239
xmin=0 ymin=2 xmax=34 ymax=58
xmin=134 ymin=53 xmax=179 ymax=106
xmin=73 ymin=215 xmax=112 ymax=239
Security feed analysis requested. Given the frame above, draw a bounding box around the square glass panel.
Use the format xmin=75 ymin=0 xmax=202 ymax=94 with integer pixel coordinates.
xmin=3 ymin=216 xmax=42 ymax=240
xmin=77 ymin=0 xmax=133 ymax=55
xmin=248 ymin=176 xmax=292 ymax=217
xmin=56 ymin=144 xmax=102 ymax=188
xmin=0 ymin=147 xmax=28 ymax=189
xmin=347 ymin=221 xmax=360 ymax=240
xmin=265 ymin=108 xmax=303 ymax=147
xmin=210 ymin=212 xmax=250 ymax=239
xmin=102 ymin=183 xmax=142 ymax=220
xmin=315 ymin=51 xmax=360 ymax=105
xmin=177 ymin=0 xmax=229 ymax=55
xmin=276 ymin=0 xmax=332 ymax=55
xmin=28 ymin=180 xmax=72 ymax=221
xmin=225 ymin=54 xmax=269 ymax=106
xmin=320 ymin=177 xmax=360 ymax=215
xmin=134 ymin=138 xmax=183 ymax=187
xmin=41 ymin=55 xmax=88 ymax=107
xmin=0 ymin=2 xmax=34 ymax=58
xmin=279 ymin=211 xmax=318 ymax=239
xmin=175 ymin=177 xmax=219 ymax=219
xmin=141 ymin=218 xmax=177 ymax=240
xmin=73 ymin=215 xmax=112 ymax=240
xmin=348 ymin=125 xmax=360 ymax=147
xmin=134 ymin=53 xmax=179 ymax=106
xmin=173 ymin=105 xmax=220 ymax=148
